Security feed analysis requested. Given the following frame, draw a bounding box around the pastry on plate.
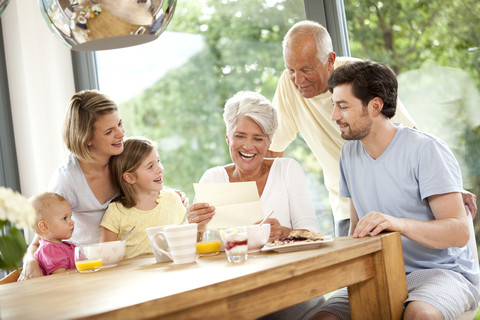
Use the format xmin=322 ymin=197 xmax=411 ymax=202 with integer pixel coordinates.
xmin=274 ymin=230 xmax=324 ymax=245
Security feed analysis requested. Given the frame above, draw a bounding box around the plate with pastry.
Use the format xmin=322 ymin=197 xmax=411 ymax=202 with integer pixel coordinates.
xmin=261 ymin=231 xmax=333 ymax=253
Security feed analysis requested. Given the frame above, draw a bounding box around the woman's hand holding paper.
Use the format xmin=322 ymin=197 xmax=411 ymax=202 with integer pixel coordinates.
xmin=187 ymin=202 xmax=215 ymax=231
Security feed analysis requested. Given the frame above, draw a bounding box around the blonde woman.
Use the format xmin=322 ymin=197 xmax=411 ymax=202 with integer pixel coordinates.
xmin=21 ymin=90 xmax=125 ymax=280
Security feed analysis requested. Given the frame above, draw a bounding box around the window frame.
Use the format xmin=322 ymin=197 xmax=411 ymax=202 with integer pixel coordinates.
xmin=304 ymin=0 xmax=350 ymax=57
xmin=0 ymin=21 xmax=20 ymax=191
xmin=71 ymin=51 xmax=99 ymax=91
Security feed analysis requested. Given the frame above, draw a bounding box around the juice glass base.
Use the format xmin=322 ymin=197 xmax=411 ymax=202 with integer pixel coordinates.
xmin=77 ymin=269 xmax=101 ymax=273
xmin=199 ymin=251 xmax=220 ymax=257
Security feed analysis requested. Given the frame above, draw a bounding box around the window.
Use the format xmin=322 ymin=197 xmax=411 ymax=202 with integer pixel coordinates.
xmin=95 ymin=0 xmax=334 ymax=233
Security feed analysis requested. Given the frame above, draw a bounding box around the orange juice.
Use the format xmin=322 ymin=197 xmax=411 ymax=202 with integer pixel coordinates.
xmin=196 ymin=240 xmax=221 ymax=255
xmin=75 ymin=259 xmax=102 ymax=272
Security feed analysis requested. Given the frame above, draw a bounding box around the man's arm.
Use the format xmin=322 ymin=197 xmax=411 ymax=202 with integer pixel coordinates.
xmin=352 ymin=192 xmax=470 ymax=249
xmin=266 ymin=150 xmax=284 ymax=158
xmin=268 ymin=70 xmax=300 ymax=158
xmin=406 ymin=192 xmax=470 ymax=248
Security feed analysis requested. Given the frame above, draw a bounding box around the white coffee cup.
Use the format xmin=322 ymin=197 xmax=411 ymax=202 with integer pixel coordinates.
xmin=152 ymin=224 xmax=198 ymax=264
xmin=146 ymin=226 xmax=172 ymax=263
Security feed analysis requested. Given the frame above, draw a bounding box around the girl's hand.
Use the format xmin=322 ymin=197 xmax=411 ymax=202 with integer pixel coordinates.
xmin=187 ymin=202 xmax=215 ymax=232
xmin=18 ymin=259 xmax=44 ymax=281
xmin=175 ymin=190 xmax=189 ymax=208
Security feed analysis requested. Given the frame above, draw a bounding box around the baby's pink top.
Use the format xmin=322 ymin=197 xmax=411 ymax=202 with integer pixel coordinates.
xmin=34 ymin=239 xmax=76 ymax=275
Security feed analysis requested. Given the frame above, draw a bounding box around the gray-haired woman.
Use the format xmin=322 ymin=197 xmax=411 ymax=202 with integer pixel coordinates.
xmin=187 ymin=90 xmax=321 ymax=241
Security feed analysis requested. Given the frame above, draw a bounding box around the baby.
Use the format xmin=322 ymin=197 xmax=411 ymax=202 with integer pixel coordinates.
xmin=31 ymin=192 xmax=76 ymax=275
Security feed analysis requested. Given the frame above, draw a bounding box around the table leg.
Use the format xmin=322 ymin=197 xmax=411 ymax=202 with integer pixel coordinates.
xmin=348 ymin=232 xmax=408 ymax=320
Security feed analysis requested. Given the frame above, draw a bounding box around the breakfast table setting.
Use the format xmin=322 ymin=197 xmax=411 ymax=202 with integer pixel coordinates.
xmin=0 ymin=229 xmax=408 ymax=320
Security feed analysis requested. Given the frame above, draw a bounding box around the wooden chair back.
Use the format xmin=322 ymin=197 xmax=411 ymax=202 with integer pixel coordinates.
xmin=0 ymin=268 xmax=22 ymax=285
xmin=457 ymin=210 xmax=479 ymax=320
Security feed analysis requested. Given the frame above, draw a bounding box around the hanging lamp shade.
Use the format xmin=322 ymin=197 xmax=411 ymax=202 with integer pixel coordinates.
xmin=0 ymin=0 xmax=10 ymax=17
xmin=38 ymin=0 xmax=177 ymax=51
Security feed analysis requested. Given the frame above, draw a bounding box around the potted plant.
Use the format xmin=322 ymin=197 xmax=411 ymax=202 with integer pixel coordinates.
xmin=0 ymin=187 xmax=35 ymax=271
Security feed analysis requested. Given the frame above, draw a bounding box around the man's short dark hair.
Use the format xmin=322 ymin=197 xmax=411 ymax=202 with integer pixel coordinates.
xmin=328 ymin=60 xmax=397 ymax=118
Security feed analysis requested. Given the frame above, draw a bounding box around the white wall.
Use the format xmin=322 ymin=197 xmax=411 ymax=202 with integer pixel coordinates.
xmin=2 ymin=0 xmax=75 ymax=198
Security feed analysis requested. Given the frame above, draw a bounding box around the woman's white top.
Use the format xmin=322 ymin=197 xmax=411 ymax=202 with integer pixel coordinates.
xmin=48 ymin=153 xmax=119 ymax=245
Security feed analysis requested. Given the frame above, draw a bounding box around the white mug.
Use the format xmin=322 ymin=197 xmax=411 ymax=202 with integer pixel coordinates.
xmin=152 ymin=224 xmax=198 ymax=264
xmin=146 ymin=225 xmax=172 ymax=263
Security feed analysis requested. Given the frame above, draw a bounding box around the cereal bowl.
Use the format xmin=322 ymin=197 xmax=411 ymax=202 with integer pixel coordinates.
xmin=97 ymin=240 xmax=126 ymax=268
xmin=247 ymin=224 xmax=271 ymax=253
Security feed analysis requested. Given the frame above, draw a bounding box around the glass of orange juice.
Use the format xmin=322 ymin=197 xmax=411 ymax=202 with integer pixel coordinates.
xmin=75 ymin=244 xmax=102 ymax=273
xmin=196 ymin=229 xmax=221 ymax=257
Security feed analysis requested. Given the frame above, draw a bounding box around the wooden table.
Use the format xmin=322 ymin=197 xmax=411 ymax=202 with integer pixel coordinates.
xmin=0 ymin=232 xmax=407 ymax=320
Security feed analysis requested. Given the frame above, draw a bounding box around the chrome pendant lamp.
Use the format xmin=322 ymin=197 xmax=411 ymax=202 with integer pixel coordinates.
xmin=38 ymin=0 xmax=177 ymax=51
xmin=0 ymin=0 xmax=10 ymax=17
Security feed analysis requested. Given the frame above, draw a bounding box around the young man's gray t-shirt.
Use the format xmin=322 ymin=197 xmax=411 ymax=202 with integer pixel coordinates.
xmin=339 ymin=124 xmax=478 ymax=285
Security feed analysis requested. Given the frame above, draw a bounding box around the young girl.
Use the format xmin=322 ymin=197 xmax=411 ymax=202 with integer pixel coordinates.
xmin=100 ymin=137 xmax=186 ymax=259
xmin=31 ymin=192 xmax=76 ymax=275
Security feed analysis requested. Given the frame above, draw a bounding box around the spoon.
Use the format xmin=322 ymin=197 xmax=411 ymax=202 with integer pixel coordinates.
xmin=259 ymin=210 xmax=274 ymax=226
xmin=121 ymin=226 xmax=136 ymax=241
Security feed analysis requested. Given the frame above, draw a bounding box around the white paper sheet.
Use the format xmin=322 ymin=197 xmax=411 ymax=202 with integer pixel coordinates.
xmin=193 ymin=182 xmax=264 ymax=229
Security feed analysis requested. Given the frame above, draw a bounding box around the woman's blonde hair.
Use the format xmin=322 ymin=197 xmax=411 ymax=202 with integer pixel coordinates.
xmin=30 ymin=192 xmax=69 ymax=234
xmin=63 ymin=90 xmax=118 ymax=162
xmin=110 ymin=137 xmax=156 ymax=208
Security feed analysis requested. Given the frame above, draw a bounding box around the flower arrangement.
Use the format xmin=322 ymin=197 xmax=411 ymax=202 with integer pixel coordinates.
xmin=0 ymin=187 xmax=36 ymax=271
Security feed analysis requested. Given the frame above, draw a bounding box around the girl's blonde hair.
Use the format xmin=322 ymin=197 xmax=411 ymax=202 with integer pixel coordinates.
xmin=63 ymin=90 xmax=118 ymax=162
xmin=111 ymin=137 xmax=156 ymax=208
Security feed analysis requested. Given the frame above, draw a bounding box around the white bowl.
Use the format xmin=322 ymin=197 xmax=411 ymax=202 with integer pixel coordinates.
xmin=247 ymin=224 xmax=271 ymax=253
xmin=97 ymin=240 xmax=126 ymax=268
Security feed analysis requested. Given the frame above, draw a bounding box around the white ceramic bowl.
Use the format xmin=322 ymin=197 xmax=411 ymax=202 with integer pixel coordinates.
xmin=247 ymin=224 xmax=271 ymax=253
xmin=97 ymin=240 xmax=126 ymax=268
